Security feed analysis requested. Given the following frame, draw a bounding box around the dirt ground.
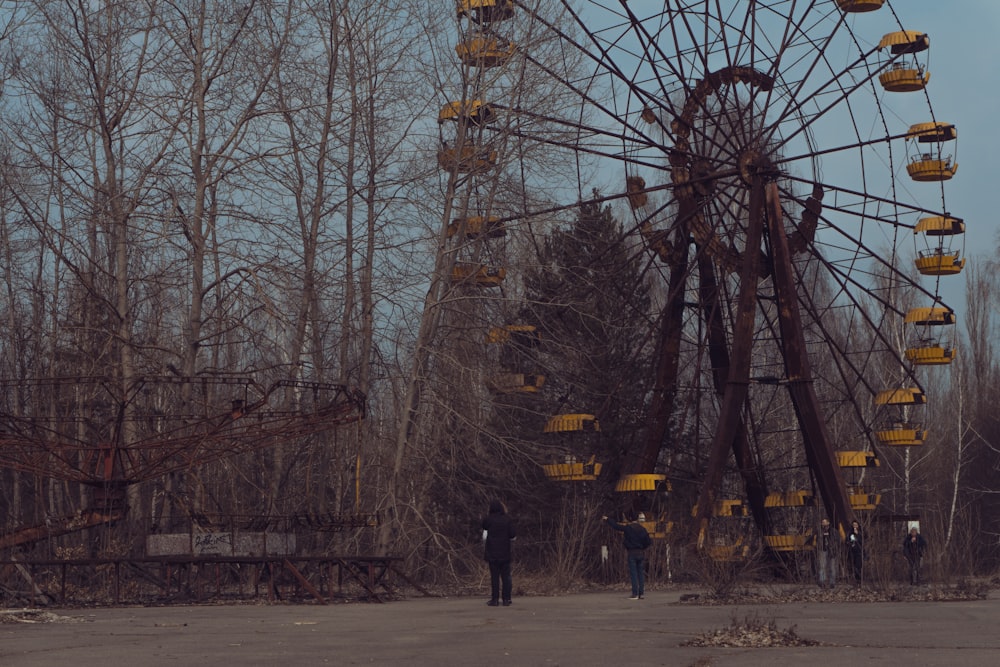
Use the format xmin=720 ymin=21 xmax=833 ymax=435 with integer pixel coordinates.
xmin=3 ymin=585 xmax=1000 ymax=666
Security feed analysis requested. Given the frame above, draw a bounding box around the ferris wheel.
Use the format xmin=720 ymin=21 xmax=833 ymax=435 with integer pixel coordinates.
xmin=486 ymin=0 xmax=963 ymax=554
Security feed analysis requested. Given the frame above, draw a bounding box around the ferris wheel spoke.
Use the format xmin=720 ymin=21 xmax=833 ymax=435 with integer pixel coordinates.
xmin=507 ymin=1 xmax=955 ymax=547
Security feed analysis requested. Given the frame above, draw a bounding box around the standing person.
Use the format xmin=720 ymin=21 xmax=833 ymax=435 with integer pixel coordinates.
xmin=847 ymin=519 xmax=864 ymax=583
xmin=482 ymin=500 xmax=516 ymax=607
xmin=903 ymin=526 xmax=928 ymax=585
xmin=815 ymin=518 xmax=838 ymax=589
xmin=602 ymin=512 xmax=652 ymax=600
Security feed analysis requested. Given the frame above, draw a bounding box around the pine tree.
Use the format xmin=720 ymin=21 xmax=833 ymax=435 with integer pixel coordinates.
xmin=523 ymin=194 xmax=654 ymax=488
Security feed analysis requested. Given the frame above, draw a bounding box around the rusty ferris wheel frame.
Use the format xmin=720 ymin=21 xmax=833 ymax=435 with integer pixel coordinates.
xmin=499 ymin=1 xmax=955 ymax=545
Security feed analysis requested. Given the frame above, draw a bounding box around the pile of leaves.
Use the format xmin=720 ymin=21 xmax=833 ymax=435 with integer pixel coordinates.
xmin=678 ymin=581 xmax=990 ymax=606
xmin=683 ymin=612 xmax=821 ymax=648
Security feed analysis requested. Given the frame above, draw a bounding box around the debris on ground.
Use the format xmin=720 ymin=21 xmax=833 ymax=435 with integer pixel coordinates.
xmin=683 ymin=612 xmax=821 ymax=648
xmin=0 ymin=609 xmax=86 ymax=624
xmin=678 ymin=583 xmax=989 ymax=606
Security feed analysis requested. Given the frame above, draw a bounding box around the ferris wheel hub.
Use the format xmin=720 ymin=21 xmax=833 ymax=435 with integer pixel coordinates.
xmin=738 ymin=149 xmax=778 ymax=185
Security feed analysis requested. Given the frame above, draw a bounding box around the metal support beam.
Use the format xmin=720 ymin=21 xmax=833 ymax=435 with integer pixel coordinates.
xmin=693 ymin=177 xmax=766 ymax=548
xmin=764 ymin=182 xmax=855 ymax=534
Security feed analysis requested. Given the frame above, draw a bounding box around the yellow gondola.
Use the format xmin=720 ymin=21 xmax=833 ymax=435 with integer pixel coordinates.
xmin=904 ymin=307 xmax=957 ymax=366
xmin=905 ymin=121 xmax=958 ymax=181
xmin=874 ymin=388 xmax=927 ymax=445
xmin=877 ymin=31 xmax=930 ymax=92
xmin=914 ymin=215 xmax=965 ymax=276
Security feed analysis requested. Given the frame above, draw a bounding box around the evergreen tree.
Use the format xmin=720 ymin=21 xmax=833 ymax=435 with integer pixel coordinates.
xmin=523 ymin=194 xmax=654 ymax=490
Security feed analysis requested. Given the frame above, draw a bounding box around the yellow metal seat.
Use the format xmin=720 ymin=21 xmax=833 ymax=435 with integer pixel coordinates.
xmin=764 ymin=490 xmax=814 ymax=507
xmin=848 ymin=487 xmax=882 ymax=511
xmin=907 ymin=155 xmax=957 ymax=182
xmin=764 ymin=533 xmax=814 ymax=552
xmin=915 ymin=250 xmax=965 ymax=276
xmin=837 ymin=451 xmax=879 ymax=468
xmin=712 ymin=499 xmax=748 ymax=517
xmin=544 ymin=413 xmax=600 ymax=433
xmin=456 ymin=35 xmax=515 ymax=68
xmin=875 ymin=424 xmax=927 ymax=446
xmin=541 ymin=455 xmax=601 ymax=481
xmin=905 ymin=345 xmax=956 ymax=365
xmin=879 ymin=66 xmax=930 ymax=93
xmin=837 ymin=0 xmax=884 ymax=11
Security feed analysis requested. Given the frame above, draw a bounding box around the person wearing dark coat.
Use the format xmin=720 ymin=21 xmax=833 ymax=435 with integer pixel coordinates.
xmin=816 ymin=518 xmax=838 ymax=589
xmin=847 ymin=519 xmax=864 ymax=583
xmin=482 ymin=500 xmax=516 ymax=606
xmin=903 ymin=527 xmax=928 ymax=585
xmin=603 ymin=512 xmax=653 ymax=599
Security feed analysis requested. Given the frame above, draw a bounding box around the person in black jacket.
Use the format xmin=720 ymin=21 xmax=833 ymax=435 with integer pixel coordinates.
xmin=847 ymin=519 xmax=864 ymax=583
xmin=903 ymin=527 xmax=928 ymax=585
xmin=482 ymin=500 xmax=516 ymax=607
xmin=815 ymin=517 xmax=838 ymax=589
xmin=603 ymin=512 xmax=652 ymax=599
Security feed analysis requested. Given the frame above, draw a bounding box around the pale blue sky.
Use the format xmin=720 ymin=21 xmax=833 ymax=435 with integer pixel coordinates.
xmin=566 ymin=1 xmax=990 ymax=320
xmin=903 ymin=2 xmax=997 ymax=311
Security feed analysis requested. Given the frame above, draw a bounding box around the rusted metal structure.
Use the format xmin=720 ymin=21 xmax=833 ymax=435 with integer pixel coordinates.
xmin=0 ymin=376 xmax=366 ymax=551
xmin=513 ymin=2 xmax=960 ymax=556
